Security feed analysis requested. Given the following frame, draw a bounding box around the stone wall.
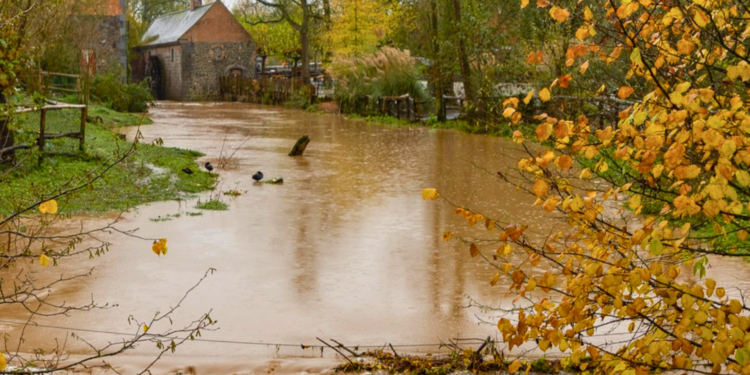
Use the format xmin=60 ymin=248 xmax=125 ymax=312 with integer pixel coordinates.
xmin=92 ymin=15 xmax=128 ymax=76
xmin=180 ymin=41 xmax=255 ymax=100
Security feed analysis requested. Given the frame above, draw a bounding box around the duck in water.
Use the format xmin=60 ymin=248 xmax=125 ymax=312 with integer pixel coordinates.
xmin=252 ymin=171 xmax=264 ymax=182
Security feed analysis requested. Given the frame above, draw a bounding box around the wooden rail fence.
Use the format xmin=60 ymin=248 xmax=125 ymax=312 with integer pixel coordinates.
xmin=0 ymin=101 xmax=87 ymax=163
xmin=37 ymin=71 xmax=83 ymax=102
xmin=219 ymin=76 xmax=317 ymax=104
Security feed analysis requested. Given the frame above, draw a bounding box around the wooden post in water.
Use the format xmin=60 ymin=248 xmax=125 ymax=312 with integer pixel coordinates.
xmin=79 ymin=106 xmax=87 ymax=152
xmin=289 ymin=135 xmax=311 ymax=156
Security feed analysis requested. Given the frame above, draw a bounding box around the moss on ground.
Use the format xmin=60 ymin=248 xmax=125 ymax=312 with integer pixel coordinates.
xmin=0 ymin=103 xmax=214 ymax=214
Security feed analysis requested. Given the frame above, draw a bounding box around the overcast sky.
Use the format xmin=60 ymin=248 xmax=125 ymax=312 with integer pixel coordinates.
xmin=220 ymin=0 xmax=240 ymax=11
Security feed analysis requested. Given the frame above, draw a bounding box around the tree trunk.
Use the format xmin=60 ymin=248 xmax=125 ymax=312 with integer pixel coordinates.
xmin=299 ymin=0 xmax=311 ymax=81
xmin=0 ymin=93 xmax=14 ymax=164
xmin=451 ymin=0 xmax=474 ymax=105
xmin=323 ymin=0 xmax=332 ymax=28
xmin=429 ymin=0 xmax=445 ymax=122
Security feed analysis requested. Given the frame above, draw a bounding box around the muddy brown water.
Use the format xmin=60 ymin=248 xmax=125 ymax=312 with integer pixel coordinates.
xmin=6 ymin=102 xmax=750 ymax=374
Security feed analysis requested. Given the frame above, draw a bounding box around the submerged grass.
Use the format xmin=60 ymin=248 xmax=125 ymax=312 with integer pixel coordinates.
xmin=343 ymin=113 xmax=518 ymax=138
xmin=195 ymin=199 xmax=228 ymax=211
xmin=0 ymin=103 xmax=214 ymax=214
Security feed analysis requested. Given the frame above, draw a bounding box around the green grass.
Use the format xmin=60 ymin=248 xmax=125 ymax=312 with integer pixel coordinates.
xmin=344 ymin=113 xmax=519 ymax=138
xmin=0 ymin=103 xmax=214 ymax=214
xmin=195 ymin=199 xmax=228 ymax=211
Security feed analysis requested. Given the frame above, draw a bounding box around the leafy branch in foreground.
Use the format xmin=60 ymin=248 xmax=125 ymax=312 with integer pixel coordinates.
xmin=426 ymin=0 xmax=750 ymax=374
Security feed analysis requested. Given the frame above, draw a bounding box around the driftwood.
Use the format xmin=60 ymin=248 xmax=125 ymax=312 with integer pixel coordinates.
xmin=288 ymin=135 xmax=310 ymax=156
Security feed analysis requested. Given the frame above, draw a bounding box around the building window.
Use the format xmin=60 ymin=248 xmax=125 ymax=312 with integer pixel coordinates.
xmin=171 ymin=48 xmax=174 ymax=62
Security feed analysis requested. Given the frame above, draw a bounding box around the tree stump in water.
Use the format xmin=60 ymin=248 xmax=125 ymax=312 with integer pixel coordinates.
xmin=288 ymin=135 xmax=310 ymax=156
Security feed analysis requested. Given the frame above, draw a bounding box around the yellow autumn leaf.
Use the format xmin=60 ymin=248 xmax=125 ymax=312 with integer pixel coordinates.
xmin=39 ymin=253 xmax=50 ymax=267
xmin=629 ymin=194 xmax=642 ymax=210
xmin=539 ymin=88 xmax=551 ymax=102
xmin=0 ymin=352 xmax=5 ymax=371
xmin=490 ymin=273 xmax=500 ymax=286
xmin=579 ymin=60 xmax=589 ymax=74
xmin=144 ymin=324 xmax=149 ymax=333
xmin=694 ymin=11 xmax=708 ymax=28
xmin=502 ymin=107 xmax=516 ymax=118
xmin=521 ymin=0 xmax=529 ymax=8
xmin=501 ymin=244 xmax=512 ymax=255
xmin=575 ymin=26 xmax=590 ymax=41
xmin=511 ymin=111 xmax=522 ymax=125
xmin=159 ymin=238 xmax=168 ymax=255
xmin=523 ymin=90 xmax=534 ymax=104
xmin=535 ymin=123 xmax=552 ymax=141
xmin=39 ymin=199 xmax=58 ymax=214
xmin=421 ymin=188 xmax=439 ymax=200
xmin=152 ymin=242 xmax=160 ymax=256
xmin=584 ymin=6 xmax=594 ymax=21
xmin=442 ymin=231 xmax=452 ymax=241
xmin=525 ymin=278 xmax=537 ymax=291
xmin=508 ymin=360 xmax=522 ymax=373
xmin=739 ymin=171 xmax=750 ymax=187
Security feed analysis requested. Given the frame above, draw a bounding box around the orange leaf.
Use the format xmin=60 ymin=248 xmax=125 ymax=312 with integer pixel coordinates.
xmin=469 ymin=243 xmax=479 ymax=257
xmin=617 ymin=86 xmax=635 ymax=99
xmin=549 ymin=6 xmax=570 ymax=22
xmin=555 ymin=155 xmax=573 ymax=170
xmin=533 ymin=179 xmax=549 ymax=198
xmin=559 ymin=74 xmax=572 ymax=88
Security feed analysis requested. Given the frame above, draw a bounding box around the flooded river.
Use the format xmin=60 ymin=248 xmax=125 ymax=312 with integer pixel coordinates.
xmin=11 ymin=101 xmax=734 ymax=374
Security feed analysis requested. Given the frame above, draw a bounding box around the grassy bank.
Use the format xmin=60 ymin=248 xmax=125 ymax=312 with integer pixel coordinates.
xmin=0 ymin=103 xmax=214 ymax=214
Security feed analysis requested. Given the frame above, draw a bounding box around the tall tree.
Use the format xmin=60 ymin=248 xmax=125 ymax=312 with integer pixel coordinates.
xmin=322 ymin=0 xmax=400 ymax=56
xmin=239 ymin=0 xmax=322 ymax=80
xmin=128 ymin=0 xmax=189 ymax=24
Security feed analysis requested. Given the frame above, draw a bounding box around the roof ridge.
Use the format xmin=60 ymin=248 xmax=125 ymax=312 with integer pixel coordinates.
xmin=153 ymin=1 xmax=215 ymax=20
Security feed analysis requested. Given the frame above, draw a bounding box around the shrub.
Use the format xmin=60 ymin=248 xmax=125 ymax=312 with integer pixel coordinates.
xmin=329 ymin=47 xmax=426 ymax=108
xmin=91 ymin=74 xmax=152 ymax=113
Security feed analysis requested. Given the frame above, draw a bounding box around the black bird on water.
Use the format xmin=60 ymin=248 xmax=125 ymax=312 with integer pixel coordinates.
xmin=252 ymin=171 xmax=264 ymax=182
xmin=182 ymin=167 xmax=194 ymax=175
xmin=204 ymin=162 xmax=214 ymax=175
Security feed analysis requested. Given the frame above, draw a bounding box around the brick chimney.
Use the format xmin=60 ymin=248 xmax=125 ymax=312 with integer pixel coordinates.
xmin=190 ymin=0 xmax=203 ymax=10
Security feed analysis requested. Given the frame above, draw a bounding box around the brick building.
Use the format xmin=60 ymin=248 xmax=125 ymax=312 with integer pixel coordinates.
xmin=76 ymin=0 xmax=128 ymax=76
xmin=138 ymin=0 xmax=255 ymax=100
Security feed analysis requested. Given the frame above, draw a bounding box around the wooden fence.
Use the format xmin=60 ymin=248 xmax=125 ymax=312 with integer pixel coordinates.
xmin=0 ymin=101 xmax=87 ymax=163
xmin=219 ymin=76 xmax=316 ymax=104
xmin=37 ymin=71 xmax=83 ymax=102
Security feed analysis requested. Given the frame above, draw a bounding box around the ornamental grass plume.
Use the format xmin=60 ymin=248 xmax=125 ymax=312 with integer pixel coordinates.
xmin=329 ymin=46 xmax=426 ymax=107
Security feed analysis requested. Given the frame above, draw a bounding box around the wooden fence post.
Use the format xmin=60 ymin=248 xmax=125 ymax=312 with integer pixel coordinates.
xmin=38 ymin=108 xmax=46 ymax=150
xmin=80 ymin=106 xmax=87 ymax=152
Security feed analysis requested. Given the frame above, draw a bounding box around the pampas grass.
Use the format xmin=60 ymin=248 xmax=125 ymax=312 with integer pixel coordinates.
xmin=329 ymin=47 xmax=427 ymax=106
